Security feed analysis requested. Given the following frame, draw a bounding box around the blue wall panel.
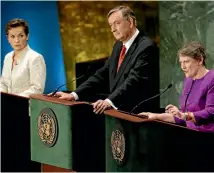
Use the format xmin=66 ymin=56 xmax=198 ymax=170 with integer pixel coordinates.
xmin=1 ymin=1 xmax=67 ymax=93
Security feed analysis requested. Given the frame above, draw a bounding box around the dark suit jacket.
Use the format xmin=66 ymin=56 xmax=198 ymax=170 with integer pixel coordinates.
xmin=75 ymin=31 xmax=159 ymax=113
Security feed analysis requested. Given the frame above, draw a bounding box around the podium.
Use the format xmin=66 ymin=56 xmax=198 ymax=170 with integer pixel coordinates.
xmin=104 ymin=109 xmax=214 ymax=172
xmin=30 ymin=94 xmax=105 ymax=172
xmin=1 ymin=92 xmax=40 ymax=172
xmin=29 ymin=94 xmax=214 ymax=172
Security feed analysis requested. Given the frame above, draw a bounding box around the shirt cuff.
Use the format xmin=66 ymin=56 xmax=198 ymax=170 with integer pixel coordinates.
xmin=192 ymin=110 xmax=209 ymax=125
xmin=105 ymin=99 xmax=118 ymax=110
xmin=71 ymin=92 xmax=79 ymax=100
xmin=174 ymin=116 xmax=187 ymax=126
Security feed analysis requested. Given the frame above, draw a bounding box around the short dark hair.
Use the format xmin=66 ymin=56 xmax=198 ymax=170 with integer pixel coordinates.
xmin=5 ymin=18 xmax=29 ymax=36
xmin=178 ymin=41 xmax=206 ymax=66
xmin=107 ymin=6 xmax=137 ymax=26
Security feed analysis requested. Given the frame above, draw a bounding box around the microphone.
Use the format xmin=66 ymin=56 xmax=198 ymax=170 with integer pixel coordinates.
xmin=50 ymin=65 xmax=91 ymax=97
xmin=129 ymin=84 xmax=172 ymax=114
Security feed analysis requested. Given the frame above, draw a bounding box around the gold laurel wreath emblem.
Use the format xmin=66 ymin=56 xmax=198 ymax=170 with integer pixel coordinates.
xmin=111 ymin=130 xmax=125 ymax=163
xmin=38 ymin=113 xmax=56 ymax=145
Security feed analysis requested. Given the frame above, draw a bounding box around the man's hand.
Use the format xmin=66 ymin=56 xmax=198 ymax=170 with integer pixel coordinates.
xmin=47 ymin=91 xmax=75 ymax=101
xmin=92 ymin=100 xmax=112 ymax=114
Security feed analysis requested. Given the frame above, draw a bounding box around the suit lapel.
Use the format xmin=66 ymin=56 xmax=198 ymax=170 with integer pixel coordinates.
xmin=110 ymin=32 xmax=144 ymax=92
xmin=110 ymin=43 xmax=122 ymax=82
xmin=111 ymin=42 xmax=137 ymax=90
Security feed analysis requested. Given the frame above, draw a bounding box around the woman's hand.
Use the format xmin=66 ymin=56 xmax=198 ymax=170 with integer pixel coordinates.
xmin=165 ymin=104 xmax=180 ymax=115
xmin=138 ymin=112 xmax=158 ymax=120
xmin=165 ymin=104 xmax=187 ymax=119
xmin=176 ymin=112 xmax=196 ymax=122
xmin=139 ymin=112 xmax=176 ymax=123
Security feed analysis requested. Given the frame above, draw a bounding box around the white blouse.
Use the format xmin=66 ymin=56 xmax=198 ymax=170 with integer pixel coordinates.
xmin=0 ymin=45 xmax=46 ymax=97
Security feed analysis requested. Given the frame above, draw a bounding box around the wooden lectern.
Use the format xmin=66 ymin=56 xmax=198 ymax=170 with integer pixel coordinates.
xmin=30 ymin=94 xmax=105 ymax=172
xmin=104 ymin=109 xmax=214 ymax=172
xmin=1 ymin=92 xmax=40 ymax=172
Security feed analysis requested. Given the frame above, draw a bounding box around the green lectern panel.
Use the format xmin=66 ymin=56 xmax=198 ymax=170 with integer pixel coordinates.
xmin=30 ymin=98 xmax=72 ymax=169
xmin=105 ymin=112 xmax=214 ymax=172
xmin=105 ymin=115 xmax=176 ymax=171
xmin=105 ymin=115 xmax=142 ymax=172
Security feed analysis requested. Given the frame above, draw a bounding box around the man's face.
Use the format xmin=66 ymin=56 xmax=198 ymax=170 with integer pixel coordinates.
xmin=108 ymin=11 xmax=133 ymax=42
xmin=7 ymin=26 xmax=28 ymax=51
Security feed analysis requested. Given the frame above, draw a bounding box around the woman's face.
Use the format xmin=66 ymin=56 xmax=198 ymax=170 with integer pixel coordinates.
xmin=179 ymin=55 xmax=203 ymax=78
xmin=7 ymin=26 xmax=28 ymax=52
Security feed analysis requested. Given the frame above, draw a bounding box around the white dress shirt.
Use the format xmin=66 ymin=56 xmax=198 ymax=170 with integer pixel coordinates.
xmin=0 ymin=45 xmax=46 ymax=97
xmin=71 ymin=29 xmax=140 ymax=109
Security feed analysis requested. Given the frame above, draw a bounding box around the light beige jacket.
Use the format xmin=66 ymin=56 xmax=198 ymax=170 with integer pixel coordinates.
xmin=0 ymin=45 xmax=46 ymax=97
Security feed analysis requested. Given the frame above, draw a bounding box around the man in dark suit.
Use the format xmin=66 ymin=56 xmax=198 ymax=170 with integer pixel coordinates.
xmin=53 ymin=5 xmax=159 ymax=114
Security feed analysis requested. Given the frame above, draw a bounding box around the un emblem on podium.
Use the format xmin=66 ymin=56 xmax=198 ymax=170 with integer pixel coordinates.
xmin=37 ymin=108 xmax=58 ymax=147
xmin=111 ymin=129 xmax=126 ymax=165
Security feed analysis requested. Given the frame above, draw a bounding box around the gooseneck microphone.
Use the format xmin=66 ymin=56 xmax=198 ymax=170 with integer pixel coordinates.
xmin=129 ymin=84 xmax=173 ymax=114
xmin=50 ymin=65 xmax=91 ymax=97
xmin=50 ymin=75 xmax=84 ymax=97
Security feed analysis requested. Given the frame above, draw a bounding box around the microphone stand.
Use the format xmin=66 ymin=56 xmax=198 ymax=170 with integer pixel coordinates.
xmin=49 ymin=65 xmax=91 ymax=97
xmin=117 ymin=110 xmax=148 ymax=119
xmin=129 ymin=84 xmax=173 ymax=115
